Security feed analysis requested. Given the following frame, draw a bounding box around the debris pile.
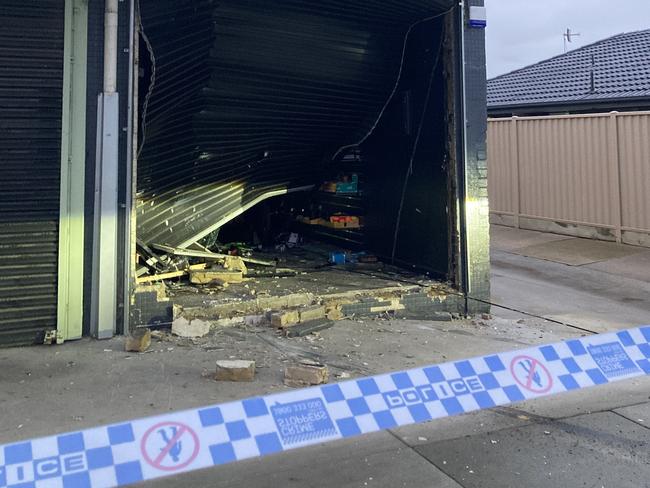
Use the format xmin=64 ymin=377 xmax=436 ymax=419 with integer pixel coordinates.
xmin=136 ymin=240 xmax=289 ymax=286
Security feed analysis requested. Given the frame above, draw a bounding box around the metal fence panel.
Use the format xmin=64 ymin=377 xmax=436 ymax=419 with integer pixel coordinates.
xmin=486 ymin=119 xmax=516 ymax=215
xmin=617 ymin=113 xmax=650 ymax=232
xmin=488 ymin=111 xmax=650 ymax=245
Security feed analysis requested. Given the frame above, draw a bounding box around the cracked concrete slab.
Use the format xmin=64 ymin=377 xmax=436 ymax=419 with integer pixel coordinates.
xmin=510 ymin=237 xmax=645 ymax=267
xmin=504 ymin=375 xmax=650 ymax=420
xmin=490 ymin=226 xmax=571 ymax=253
xmin=392 ymin=409 xmax=531 ymax=447
xmin=614 ymin=403 xmax=650 ymax=428
xmin=491 ymin=250 xmax=650 ymax=332
xmin=585 ymin=250 xmax=650 ymax=284
xmin=145 ymin=432 xmax=463 ymax=488
xmin=415 ymin=411 xmax=650 ymax=488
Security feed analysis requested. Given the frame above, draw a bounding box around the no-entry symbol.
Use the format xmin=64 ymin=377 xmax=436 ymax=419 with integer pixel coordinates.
xmin=510 ymin=356 xmax=553 ymax=393
xmin=141 ymin=421 xmax=200 ymax=472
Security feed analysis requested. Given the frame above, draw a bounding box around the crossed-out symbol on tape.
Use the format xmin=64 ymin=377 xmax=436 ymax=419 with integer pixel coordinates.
xmin=141 ymin=422 xmax=200 ymax=472
xmin=510 ymin=355 xmax=554 ymax=393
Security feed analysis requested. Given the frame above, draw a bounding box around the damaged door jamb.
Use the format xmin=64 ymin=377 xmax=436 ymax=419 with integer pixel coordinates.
xmin=456 ymin=1 xmax=491 ymax=315
xmin=122 ymin=0 xmax=137 ymax=335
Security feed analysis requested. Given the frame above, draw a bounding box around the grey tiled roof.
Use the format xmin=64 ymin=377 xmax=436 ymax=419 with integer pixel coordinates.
xmin=487 ymin=29 xmax=650 ymax=108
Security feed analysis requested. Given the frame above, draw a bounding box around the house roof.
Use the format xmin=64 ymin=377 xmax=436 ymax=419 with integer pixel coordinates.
xmin=487 ymin=29 xmax=650 ymax=110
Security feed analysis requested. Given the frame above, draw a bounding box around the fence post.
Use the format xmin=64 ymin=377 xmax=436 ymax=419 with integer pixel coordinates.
xmin=511 ymin=116 xmax=521 ymax=228
xmin=608 ymin=112 xmax=623 ymax=243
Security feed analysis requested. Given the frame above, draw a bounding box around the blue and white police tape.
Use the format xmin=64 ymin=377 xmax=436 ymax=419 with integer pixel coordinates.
xmin=2 ymin=326 xmax=650 ymax=488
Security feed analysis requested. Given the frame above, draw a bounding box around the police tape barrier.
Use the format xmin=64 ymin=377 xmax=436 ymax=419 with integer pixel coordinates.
xmin=1 ymin=326 xmax=649 ymax=487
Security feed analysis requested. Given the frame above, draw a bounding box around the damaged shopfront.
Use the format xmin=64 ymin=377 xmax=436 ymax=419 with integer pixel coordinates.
xmin=120 ymin=0 xmax=490 ymax=335
xmin=0 ymin=0 xmax=490 ymax=345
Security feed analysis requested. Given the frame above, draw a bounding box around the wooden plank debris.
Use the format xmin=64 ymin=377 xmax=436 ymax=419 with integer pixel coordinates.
xmin=136 ymin=263 xmax=208 ymax=284
xmin=151 ymin=243 xmax=276 ymax=267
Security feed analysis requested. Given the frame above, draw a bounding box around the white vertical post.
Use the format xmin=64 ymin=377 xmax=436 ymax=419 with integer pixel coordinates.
xmin=91 ymin=0 xmax=120 ymax=338
xmin=104 ymin=0 xmax=118 ymax=94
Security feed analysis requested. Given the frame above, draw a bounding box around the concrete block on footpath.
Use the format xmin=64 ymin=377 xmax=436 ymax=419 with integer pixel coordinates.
xmin=172 ymin=317 xmax=211 ymax=338
xmin=215 ymin=360 xmax=256 ymax=382
xmin=284 ymin=362 xmax=329 ymax=388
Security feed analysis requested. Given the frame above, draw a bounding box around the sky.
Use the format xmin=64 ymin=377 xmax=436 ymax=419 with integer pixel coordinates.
xmin=485 ymin=0 xmax=650 ymax=79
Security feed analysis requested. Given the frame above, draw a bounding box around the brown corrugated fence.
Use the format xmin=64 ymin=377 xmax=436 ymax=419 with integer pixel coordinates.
xmin=488 ymin=111 xmax=650 ymax=247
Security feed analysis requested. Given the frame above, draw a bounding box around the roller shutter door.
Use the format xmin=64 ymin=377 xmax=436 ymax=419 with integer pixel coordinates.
xmin=0 ymin=0 xmax=64 ymax=345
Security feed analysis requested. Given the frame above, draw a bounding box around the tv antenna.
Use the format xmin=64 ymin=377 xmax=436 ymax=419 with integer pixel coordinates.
xmin=563 ymin=28 xmax=581 ymax=53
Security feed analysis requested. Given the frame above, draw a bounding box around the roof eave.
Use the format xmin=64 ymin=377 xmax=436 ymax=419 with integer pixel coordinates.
xmin=487 ymin=96 xmax=650 ymax=116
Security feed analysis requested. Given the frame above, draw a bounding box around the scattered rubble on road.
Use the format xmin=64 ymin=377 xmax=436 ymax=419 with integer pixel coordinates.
xmin=129 ymin=240 xmax=496 ymax=393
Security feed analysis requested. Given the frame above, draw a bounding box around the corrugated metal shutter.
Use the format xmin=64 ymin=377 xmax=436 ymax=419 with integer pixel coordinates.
xmin=136 ymin=0 xmax=454 ymax=249
xmin=0 ymin=0 xmax=64 ymax=345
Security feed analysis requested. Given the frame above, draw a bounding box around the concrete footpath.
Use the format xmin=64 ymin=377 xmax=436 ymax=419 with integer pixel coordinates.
xmin=0 ymin=226 xmax=649 ymax=487
xmin=491 ymin=225 xmax=650 ymax=332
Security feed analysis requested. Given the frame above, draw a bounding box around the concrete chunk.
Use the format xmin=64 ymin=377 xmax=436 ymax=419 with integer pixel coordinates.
xmin=190 ymin=268 xmax=244 ymax=285
xmin=284 ymin=362 xmax=329 ymax=388
xmin=271 ymin=309 xmax=300 ymax=328
xmin=299 ymin=305 xmax=326 ymax=323
xmin=215 ymin=360 xmax=256 ymax=382
xmin=326 ymin=306 xmax=344 ymax=321
xmin=286 ymin=319 xmax=334 ymax=338
xmin=172 ymin=317 xmax=211 ymax=338
xmin=223 ymin=256 xmax=248 ymax=274
xmin=173 ymin=304 xmax=184 ymax=320
xmin=124 ymin=328 xmax=152 ymax=352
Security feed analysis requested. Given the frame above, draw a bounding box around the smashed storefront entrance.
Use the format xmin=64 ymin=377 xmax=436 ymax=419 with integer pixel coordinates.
xmin=128 ymin=0 xmax=490 ymax=334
